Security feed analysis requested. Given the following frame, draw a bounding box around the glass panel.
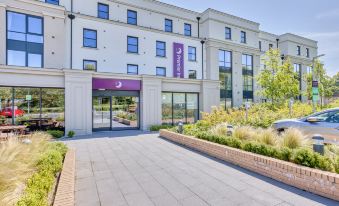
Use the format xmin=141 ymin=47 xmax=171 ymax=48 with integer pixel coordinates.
xmin=93 ymin=97 xmax=111 ymax=129
xmin=7 ymin=50 xmax=26 ymax=66
xmin=186 ymin=94 xmax=198 ymax=124
xmin=162 ymin=93 xmax=172 ymax=125
xmin=27 ymin=34 xmax=43 ymax=43
xmin=84 ymin=39 xmax=96 ymax=48
xmin=173 ymin=93 xmax=185 ymax=124
xmin=7 ymin=12 xmax=26 ymax=33
xmin=41 ymin=88 xmax=65 ymax=132
xmin=28 ymin=53 xmax=42 ymax=68
xmin=0 ymin=87 xmax=13 ymax=126
xmin=127 ymin=65 xmax=138 ymax=74
xmin=13 ymin=88 xmax=40 ymax=130
xmin=7 ymin=31 xmax=26 ymax=41
xmin=84 ymin=30 xmax=96 ymax=39
xmin=28 ymin=16 xmax=42 ymax=34
xmin=84 ymin=60 xmax=97 ymax=71
xmin=156 ymin=67 xmax=166 ymax=76
xmin=112 ymin=96 xmax=138 ymax=129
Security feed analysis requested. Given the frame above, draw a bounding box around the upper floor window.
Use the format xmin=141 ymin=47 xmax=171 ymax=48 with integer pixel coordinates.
xmin=306 ymin=48 xmax=310 ymax=58
xmin=156 ymin=67 xmax=166 ymax=77
xmin=45 ymin=0 xmax=59 ymax=5
xmin=165 ymin=19 xmax=173 ymax=32
xmin=184 ymin=23 xmax=191 ymax=36
xmin=240 ymin=31 xmax=246 ymax=43
xmin=259 ymin=41 xmax=262 ymax=51
xmin=127 ymin=10 xmax=137 ymax=25
xmin=156 ymin=41 xmax=166 ymax=57
xmin=127 ymin=36 xmax=138 ymax=53
xmin=269 ymin=43 xmax=273 ymax=49
xmin=189 ymin=70 xmax=197 ymax=79
xmin=83 ymin=60 xmax=97 ymax=71
xmin=98 ymin=3 xmax=109 ymax=19
xmin=83 ymin=29 xmax=97 ymax=48
xmin=297 ymin=46 xmax=301 ymax=56
xmin=127 ymin=64 xmax=138 ymax=75
xmin=293 ymin=63 xmax=301 ymax=76
xmin=225 ymin=27 xmax=231 ymax=40
xmin=219 ymin=50 xmax=232 ymax=72
xmin=242 ymin=54 xmax=253 ymax=100
xmin=188 ymin=46 xmax=196 ymax=61
xmin=7 ymin=11 xmax=44 ymax=67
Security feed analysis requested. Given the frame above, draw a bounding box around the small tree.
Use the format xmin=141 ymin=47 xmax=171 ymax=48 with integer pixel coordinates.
xmin=257 ymin=49 xmax=300 ymax=105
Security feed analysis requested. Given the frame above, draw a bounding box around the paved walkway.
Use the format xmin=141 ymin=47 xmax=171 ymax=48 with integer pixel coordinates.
xmin=64 ymin=131 xmax=338 ymax=206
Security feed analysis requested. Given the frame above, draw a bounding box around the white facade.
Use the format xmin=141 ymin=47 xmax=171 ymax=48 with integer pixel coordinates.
xmin=0 ymin=0 xmax=318 ymax=134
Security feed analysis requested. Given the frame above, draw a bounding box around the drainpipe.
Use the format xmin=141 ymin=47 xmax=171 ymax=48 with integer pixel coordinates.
xmin=200 ymin=39 xmax=205 ymax=80
xmin=68 ymin=0 xmax=75 ymax=69
xmin=196 ymin=17 xmax=200 ymax=38
xmin=276 ymin=38 xmax=279 ymax=49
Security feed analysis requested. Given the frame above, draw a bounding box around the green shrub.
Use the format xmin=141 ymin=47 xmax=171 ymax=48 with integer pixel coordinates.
xmin=149 ymin=125 xmax=173 ymax=131
xmin=67 ymin=130 xmax=75 ymax=138
xmin=293 ymin=148 xmax=317 ymax=168
xmin=243 ymin=141 xmax=280 ymax=158
xmin=17 ymin=142 xmax=67 ymax=206
xmin=47 ymin=130 xmax=64 ymax=139
xmin=335 ymin=157 xmax=339 ymax=174
xmin=279 ymin=147 xmax=293 ymax=161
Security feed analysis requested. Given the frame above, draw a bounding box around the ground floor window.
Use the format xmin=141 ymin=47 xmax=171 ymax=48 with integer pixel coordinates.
xmin=0 ymin=87 xmax=64 ymax=132
xmin=161 ymin=92 xmax=199 ymax=125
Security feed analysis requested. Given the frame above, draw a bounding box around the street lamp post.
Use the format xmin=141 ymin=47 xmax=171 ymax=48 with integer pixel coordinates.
xmin=312 ymin=54 xmax=325 ymax=112
xmin=201 ymin=40 xmax=205 ymax=80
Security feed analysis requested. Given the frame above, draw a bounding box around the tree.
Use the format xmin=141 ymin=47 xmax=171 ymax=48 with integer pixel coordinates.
xmin=257 ymin=49 xmax=300 ymax=105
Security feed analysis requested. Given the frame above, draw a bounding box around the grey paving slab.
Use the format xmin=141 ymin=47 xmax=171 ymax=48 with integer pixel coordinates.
xmin=64 ymin=131 xmax=339 ymax=206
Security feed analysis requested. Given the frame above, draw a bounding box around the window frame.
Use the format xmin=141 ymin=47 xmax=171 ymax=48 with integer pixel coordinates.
xmin=45 ymin=0 xmax=59 ymax=5
xmin=240 ymin=31 xmax=247 ymax=43
xmin=83 ymin=59 xmax=97 ymax=71
xmin=156 ymin=67 xmax=166 ymax=77
xmin=127 ymin=64 xmax=138 ymax=75
xmin=188 ymin=70 xmax=197 ymax=79
xmin=259 ymin=41 xmax=262 ymax=51
xmin=127 ymin=9 xmax=137 ymax=25
xmin=98 ymin=3 xmax=109 ymax=20
xmin=83 ymin=28 xmax=97 ymax=48
xmin=156 ymin=41 xmax=166 ymax=57
xmin=127 ymin=36 xmax=138 ymax=54
xmin=6 ymin=11 xmax=44 ymax=68
xmin=188 ymin=46 xmax=196 ymax=61
xmin=165 ymin=19 xmax=173 ymax=33
xmin=225 ymin=27 xmax=231 ymax=40
xmin=297 ymin=45 xmax=301 ymax=56
xmin=242 ymin=54 xmax=254 ymax=100
xmin=184 ymin=23 xmax=191 ymax=36
xmin=306 ymin=48 xmax=310 ymax=58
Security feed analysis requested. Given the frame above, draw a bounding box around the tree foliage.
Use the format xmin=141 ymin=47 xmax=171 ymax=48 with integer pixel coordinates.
xmin=257 ymin=49 xmax=300 ymax=104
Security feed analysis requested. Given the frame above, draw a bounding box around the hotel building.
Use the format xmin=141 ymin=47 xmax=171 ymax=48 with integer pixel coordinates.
xmin=0 ymin=0 xmax=318 ymax=135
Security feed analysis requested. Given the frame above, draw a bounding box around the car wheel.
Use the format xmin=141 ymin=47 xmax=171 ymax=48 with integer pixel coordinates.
xmin=277 ymin=128 xmax=285 ymax=134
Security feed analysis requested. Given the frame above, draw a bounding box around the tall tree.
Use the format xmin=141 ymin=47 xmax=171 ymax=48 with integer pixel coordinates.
xmin=257 ymin=49 xmax=300 ymax=105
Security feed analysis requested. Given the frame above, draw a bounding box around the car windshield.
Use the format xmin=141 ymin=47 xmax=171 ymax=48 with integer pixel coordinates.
xmin=312 ymin=111 xmax=339 ymax=123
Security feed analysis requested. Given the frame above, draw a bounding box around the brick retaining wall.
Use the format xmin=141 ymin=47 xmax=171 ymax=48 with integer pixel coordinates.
xmin=53 ymin=149 xmax=75 ymax=206
xmin=159 ymin=130 xmax=339 ymax=201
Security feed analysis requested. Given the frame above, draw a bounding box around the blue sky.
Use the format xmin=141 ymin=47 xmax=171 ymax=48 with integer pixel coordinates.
xmin=160 ymin=0 xmax=339 ymax=76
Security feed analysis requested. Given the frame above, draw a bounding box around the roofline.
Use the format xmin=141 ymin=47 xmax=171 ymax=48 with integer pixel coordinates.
xmin=146 ymin=0 xmax=200 ymax=16
xmin=202 ymin=8 xmax=260 ymax=26
xmin=280 ymin=33 xmax=318 ymax=44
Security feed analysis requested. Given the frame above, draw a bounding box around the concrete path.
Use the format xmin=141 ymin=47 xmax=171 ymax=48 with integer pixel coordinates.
xmin=64 ymin=131 xmax=338 ymax=206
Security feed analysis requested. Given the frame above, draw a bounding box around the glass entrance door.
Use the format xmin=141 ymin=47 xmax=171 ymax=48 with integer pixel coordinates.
xmin=92 ymin=91 xmax=139 ymax=131
xmin=93 ymin=97 xmax=111 ymax=130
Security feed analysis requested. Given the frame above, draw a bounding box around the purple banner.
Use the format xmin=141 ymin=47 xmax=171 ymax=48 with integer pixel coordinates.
xmin=93 ymin=78 xmax=141 ymax=91
xmin=173 ymin=42 xmax=184 ymax=78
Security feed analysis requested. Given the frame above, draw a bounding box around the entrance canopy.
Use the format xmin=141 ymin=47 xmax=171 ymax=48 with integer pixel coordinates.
xmin=93 ymin=78 xmax=141 ymax=91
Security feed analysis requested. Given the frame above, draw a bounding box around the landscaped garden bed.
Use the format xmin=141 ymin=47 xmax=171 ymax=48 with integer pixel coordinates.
xmin=0 ymin=132 xmax=70 ymax=206
xmin=159 ymin=100 xmax=339 ymax=201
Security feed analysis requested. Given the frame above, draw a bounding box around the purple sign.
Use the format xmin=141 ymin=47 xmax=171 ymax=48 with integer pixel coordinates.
xmin=92 ymin=78 xmax=141 ymax=91
xmin=173 ymin=42 xmax=184 ymax=78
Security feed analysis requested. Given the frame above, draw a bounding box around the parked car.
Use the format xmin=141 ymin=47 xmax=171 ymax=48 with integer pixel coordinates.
xmin=0 ymin=106 xmax=25 ymax=118
xmin=273 ymin=108 xmax=339 ymax=143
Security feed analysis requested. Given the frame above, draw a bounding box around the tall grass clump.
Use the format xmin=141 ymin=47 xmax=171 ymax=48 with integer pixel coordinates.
xmin=0 ymin=132 xmax=50 ymax=206
xmin=279 ymin=128 xmax=306 ymax=149
xmin=209 ymin=122 xmax=231 ymax=136
xmin=232 ymin=126 xmax=258 ymax=141
xmin=257 ymin=128 xmax=278 ymax=146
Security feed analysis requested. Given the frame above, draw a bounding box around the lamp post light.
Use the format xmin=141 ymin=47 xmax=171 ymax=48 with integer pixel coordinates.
xmin=200 ymin=39 xmax=206 ymax=80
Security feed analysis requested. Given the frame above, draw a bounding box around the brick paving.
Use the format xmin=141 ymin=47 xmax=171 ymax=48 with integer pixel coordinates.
xmin=64 ymin=131 xmax=338 ymax=206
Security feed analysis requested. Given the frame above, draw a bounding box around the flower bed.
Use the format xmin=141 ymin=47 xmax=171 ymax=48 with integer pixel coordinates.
xmin=160 ymin=129 xmax=339 ymax=201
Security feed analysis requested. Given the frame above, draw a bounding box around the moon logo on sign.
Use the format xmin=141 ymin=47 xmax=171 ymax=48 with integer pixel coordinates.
xmin=176 ymin=48 xmax=182 ymax=55
xmin=115 ymin=81 xmax=122 ymax=88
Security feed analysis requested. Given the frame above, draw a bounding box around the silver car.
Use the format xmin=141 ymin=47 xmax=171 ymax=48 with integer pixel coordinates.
xmin=273 ymin=108 xmax=339 ymax=143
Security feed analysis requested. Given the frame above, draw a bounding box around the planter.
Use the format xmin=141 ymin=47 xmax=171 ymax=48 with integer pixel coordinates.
xmin=159 ymin=130 xmax=339 ymax=201
xmin=53 ymin=149 xmax=75 ymax=206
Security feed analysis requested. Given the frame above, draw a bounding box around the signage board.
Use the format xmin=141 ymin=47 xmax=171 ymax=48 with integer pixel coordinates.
xmin=173 ymin=43 xmax=184 ymax=78
xmin=92 ymin=78 xmax=141 ymax=91
xmin=26 ymin=95 xmax=32 ymax=101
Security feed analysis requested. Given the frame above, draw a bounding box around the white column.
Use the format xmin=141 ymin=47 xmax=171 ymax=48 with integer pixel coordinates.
xmin=200 ymin=80 xmax=220 ymax=114
xmin=0 ymin=3 xmax=6 ymax=66
xmin=140 ymin=76 xmax=162 ymax=130
xmin=64 ymin=70 xmax=93 ymax=135
xmin=253 ymin=54 xmax=261 ymax=103
xmin=232 ymin=51 xmax=243 ymax=107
